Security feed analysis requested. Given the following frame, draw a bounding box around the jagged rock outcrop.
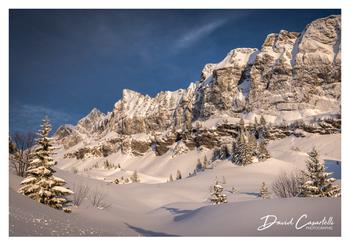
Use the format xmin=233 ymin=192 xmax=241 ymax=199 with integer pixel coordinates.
xmin=55 ymin=15 xmax=341 ymax=160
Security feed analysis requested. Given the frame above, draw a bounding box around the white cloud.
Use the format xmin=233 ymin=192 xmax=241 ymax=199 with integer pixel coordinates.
xmin=10 ymin=103 xmax=76 ymax=133
xmin=174 ymin=19 xmax=228 ymax=50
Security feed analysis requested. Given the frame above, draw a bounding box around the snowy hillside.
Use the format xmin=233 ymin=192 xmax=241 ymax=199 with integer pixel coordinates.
xmin=10 ymin=133 xmax=341 ymax=236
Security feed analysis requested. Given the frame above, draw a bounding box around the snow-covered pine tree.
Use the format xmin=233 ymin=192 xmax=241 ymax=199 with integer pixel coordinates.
xmin=210 ymin=182 xmax=228 ymax=204
xmin=18 ymin=117 xmax=74 ymax=211
xmin=259 ymin=116 xmax=269 ymax=140
xmin=247 ymin=132 xmax=258 ymax=159
xmin=233 ymin=133 xmax=253 ymax=166
xmin=239 ymin=118 xmax=245 ymax=134
xmin=176 ymin=170 xmax=182 ymax=180
xmin=169 ymin=174 xmax=174 ymax=182
xmin=259 ymin=182 xmax=271 ymax=199
xmin=220 ymin=144 xmax=231 ymax=159
xmin=257 ymin=140 xmax=270 ymax=161
xmin=300 ymin=148 xmax=341 ymax=197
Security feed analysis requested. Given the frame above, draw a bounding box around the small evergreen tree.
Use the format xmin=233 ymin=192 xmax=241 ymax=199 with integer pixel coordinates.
xmin=300 ymin=148 xmax=341 ymax=197
xmin=130 ymin=170 xmax=140 ymax=183
xmin=210 ymin=182 xmax=227 ymax=204
xmin=259 ymin=116 xmax=269 ymax=140
xmin=18 ymin=117 xmax=74 ymax=211
xmin=257 ymin=140 xmax=270 ymax=161
xmin=259 ymin=182 xmax=271 ymax=199
xmin=239 ymin=118 xmax=245 ymax=133
xmin=176 ymin=170 xmax=182 ymax=180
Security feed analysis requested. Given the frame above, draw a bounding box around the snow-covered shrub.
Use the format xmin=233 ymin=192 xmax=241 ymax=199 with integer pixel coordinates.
xmin=272 ymin=171 xmax=303 ymax=198
xmin=89 ymin=188 xmax=111 ymax=209
xmin=300 ymin=148 xmax=341 ymax=197
xmin=18 ymin=117 xmax=74 ymax=211
xmin=72 ymin=183 xmax=90 ymax=206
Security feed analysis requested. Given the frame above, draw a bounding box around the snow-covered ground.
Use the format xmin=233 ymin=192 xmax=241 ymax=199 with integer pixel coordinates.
xmin=9 ymin=133 xmax=341 ymax=236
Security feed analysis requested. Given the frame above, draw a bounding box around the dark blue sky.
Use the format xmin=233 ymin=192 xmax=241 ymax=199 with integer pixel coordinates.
xmin=9 ymin=9 xmax=340 ymax=134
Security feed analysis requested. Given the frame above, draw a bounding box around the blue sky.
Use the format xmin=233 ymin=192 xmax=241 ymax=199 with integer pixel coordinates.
xmin=9 ymin=9 xmax=340 ymax=134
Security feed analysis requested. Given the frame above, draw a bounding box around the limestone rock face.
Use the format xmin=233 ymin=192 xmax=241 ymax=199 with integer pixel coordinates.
xmin=194 ymin=48 xmax=258 ymax=118
xmin=76 ymin=108 xmax=106 ymax=134
xmin=55 ymin=15 xmax=341 ymax=160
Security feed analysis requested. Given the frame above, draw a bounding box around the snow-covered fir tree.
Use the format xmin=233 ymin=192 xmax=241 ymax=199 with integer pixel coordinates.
xmin=232 ymin=133 xmax=253 ymax=166
xmin=239 ymin=118 xmax=245 ymax=134
xmin=18 ymin=117 xmax=74 ymax=211
xmin=210 ymin=182 xmax=227 ymax=204
xmin=259 ymin=182 xmax=271 ymax=199
xmin=257 ymin=140 xmax=270 ymax=161
xmin=259 ymin=116 xmax=269 ymax=140
xmin=300 ymin=148 xmax=341 ymax=197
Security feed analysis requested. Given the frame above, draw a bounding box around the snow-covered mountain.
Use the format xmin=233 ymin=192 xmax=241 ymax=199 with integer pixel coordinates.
xmin=54 ymin=15 xmax=341 ymax=180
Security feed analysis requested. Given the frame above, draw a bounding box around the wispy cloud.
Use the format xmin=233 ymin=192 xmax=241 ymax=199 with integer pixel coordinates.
xmin=9 ymin=103 xmax=77 ymax=134
xmin=174 ymin=18 xmax=229 ymax=50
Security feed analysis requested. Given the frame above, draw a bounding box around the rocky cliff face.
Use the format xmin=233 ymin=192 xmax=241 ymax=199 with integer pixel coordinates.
xmin=54 ymin=15 xmax=341 ymax=160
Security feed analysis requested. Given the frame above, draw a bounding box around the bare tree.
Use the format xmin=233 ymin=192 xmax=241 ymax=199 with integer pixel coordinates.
xmin=272 ymin=171 xmax=303 ymax=198
xmin=88 ymin=188 xmax=111 ymax=209
xmin=10 ymin=131 xmax=36 ymax=177
xmin=72 ymin=183 xmax=90 ymax=206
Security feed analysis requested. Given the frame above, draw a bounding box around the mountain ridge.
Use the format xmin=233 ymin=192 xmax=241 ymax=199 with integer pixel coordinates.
xmin=54 ymin=15 xmax=341 ymax=161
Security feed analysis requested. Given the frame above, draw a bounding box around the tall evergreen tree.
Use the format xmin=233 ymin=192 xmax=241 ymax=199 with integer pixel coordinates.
xmin=259 ymin=116 xmax=269 ymax=140
xmin=233 ymin=133 xmax=253 ymax=166
xmin=300 ymin=148 xmax=341 ymax=197
xmin=18 ymin=117 xmax=73 ymax=211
